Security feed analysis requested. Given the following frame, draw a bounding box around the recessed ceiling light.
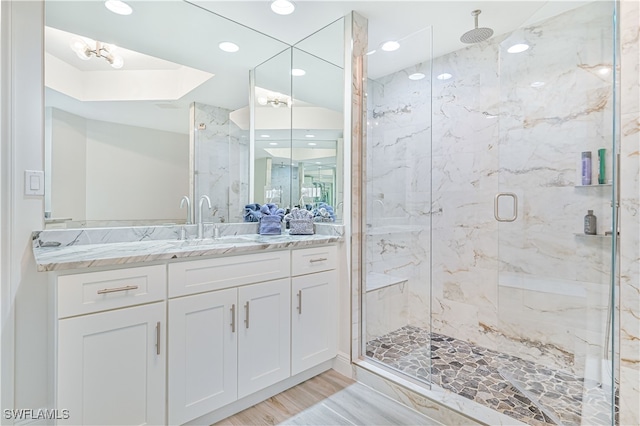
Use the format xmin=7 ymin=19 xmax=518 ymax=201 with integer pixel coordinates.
xmin=530 ymin=81 xmax=545 ymax=88
xmin=436 ymin=73 xmax=452 ymax=80
xmin=305 ymin=134 xmax=315 ymax=138
xmin=260 ymin=134 xmax=270 ymax=138
xmin=308 ymin=142 xmax=317 ymax=146
xmin=269 ymin=142 xmax=278 ymax=146
xmin=291 ymin=68 xmax=306 ymax=76
xmin=366 ymin=50 xmax=377 ymax=56
xmin=381 ymin=41 xmax=400 ymax=52
xmin=408 ymin=73 xmax=425 ymax=81
xmin=507 ymin=43 xmax=529 ymax=54
xmin=105 ymin=0 xmax=132 ymax=15
xmin=271 ymin=0 xmax=295 ymax=15
xmin=219 ymin=42 xmax=239 ymax=53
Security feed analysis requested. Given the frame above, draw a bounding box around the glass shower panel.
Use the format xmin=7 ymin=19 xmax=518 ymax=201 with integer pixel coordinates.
xmin=496 ymin=2 xmax=616 ymax=424
xmin=363 ymin=26 xmax=433 ymax=386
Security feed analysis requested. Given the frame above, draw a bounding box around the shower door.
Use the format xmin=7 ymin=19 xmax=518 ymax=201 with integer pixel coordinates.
xmin=495 ymin=2 xmax=617 ymax=424
xmin=362 ymin=26 xmax=434 ymax=385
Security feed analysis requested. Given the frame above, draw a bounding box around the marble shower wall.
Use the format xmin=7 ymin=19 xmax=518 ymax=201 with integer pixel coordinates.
xmin=365 ymin=55 xmax=433 ymax=338
xmin=618 ymin=1 xmax=640 ymax=425
xmin=365 ymin=2 xmax=617 ymax=382
xmin=193 ymin=102 xmax=249 ymax=223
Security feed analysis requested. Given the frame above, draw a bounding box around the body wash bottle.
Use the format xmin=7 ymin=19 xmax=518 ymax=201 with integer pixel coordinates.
xmin=584 ymin=210 xmax=597 ymax=235
xmin=598 ymin=148 xmax=606 ymax=184
xmin=581 ymin=152 xmax=592 ymax=185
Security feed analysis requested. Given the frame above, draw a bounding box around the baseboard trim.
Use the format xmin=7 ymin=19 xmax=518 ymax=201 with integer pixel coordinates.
xmin=331 ymin=351 xmax=353 ymax=378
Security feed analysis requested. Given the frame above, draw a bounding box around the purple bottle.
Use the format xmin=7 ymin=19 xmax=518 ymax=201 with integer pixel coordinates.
xmin=581 ymin=152 xmax=592 ymax=185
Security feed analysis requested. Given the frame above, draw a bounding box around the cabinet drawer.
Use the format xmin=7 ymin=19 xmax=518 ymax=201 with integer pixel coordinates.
xmin=291 ymin=245 xmax=337 ymax=276
xmin=57 ymin=265 xmax=166 ymax=318
xmin=168 ymin=251 xmax=290 ymax=298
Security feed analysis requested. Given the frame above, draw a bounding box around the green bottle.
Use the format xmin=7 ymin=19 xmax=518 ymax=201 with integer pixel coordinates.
xmin=598 ymin=148 xmax=606 ymax=184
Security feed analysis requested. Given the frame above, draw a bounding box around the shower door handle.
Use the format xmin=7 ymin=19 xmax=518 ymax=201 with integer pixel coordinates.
xmin=494 ymin=192 xmax=518 ymax=222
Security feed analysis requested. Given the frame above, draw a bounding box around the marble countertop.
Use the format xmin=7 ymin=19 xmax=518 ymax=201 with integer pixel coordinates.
xmin=33 ymin=232 xmax=342 ymax=272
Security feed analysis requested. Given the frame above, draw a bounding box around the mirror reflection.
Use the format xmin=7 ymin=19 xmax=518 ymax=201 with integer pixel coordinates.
xmin=44 ymin=1 xmax=344 ymax=228
xmin=252 ymin=18 xmax=344 ymax=220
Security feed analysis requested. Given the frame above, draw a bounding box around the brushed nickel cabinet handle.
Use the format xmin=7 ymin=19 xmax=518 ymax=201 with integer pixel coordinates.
xmin=97 ymin=285 xmax=139 ymax=295
xmin=244 ymin=301 xmax=250 ymax=329
xmin=230 ymin=304 xmax=236 ymax=333
xmin=155 ymin=321 xmax=160 ymax=355
xmin=297 ymin=290 xmax=302 ymax=314
xmin=309 ymin=258 xmax=327 ymax=263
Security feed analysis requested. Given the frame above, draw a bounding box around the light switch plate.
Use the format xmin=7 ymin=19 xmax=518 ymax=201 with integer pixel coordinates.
xmin=25 ymin=170 xmax=44 ymax=196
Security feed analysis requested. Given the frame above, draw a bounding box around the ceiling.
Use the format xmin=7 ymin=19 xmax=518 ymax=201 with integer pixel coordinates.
xmin=44 ymin=0 xmax=589 ymax=135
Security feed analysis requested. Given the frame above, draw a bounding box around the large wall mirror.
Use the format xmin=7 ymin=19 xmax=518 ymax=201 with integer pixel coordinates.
xmin=44 ymin=1 xmax=344 ymax=228
xmin=252 ymin=18 xmax=345 ymax=221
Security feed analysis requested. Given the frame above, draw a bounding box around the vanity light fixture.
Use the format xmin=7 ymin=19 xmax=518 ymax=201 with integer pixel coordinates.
xmin=408 ymin=73 xmax=425 ymax=80
xmin=291 ymin=68 xmax=306 ymax=76
xmin=257 ymin=96 xmax=291 ymax=108
xmin=104 ymin=0 xmax=132 ymax=15
xmin=436 ymin=73 xmax=453 ymax=80
xmin=507 ymin=43 xmax=529 ymax=53
xmin=271 ymin=0 xmax=295 ymax=15
xmin=70 ymin=38 xmax=124 ymax=69
xmin=219 ymin=42 xmax=239 ymax=53
xmin=381 ymin=41 xmax=400 ymax=52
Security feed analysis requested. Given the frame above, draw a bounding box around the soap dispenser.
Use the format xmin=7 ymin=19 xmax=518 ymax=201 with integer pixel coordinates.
xmin=584 ymin=210 xmax=597 ymax=235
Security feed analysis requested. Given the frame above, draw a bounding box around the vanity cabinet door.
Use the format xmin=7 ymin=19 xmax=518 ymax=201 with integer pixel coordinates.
xmin=237 ymin=278 xmax=291 ymax=398
xmin=57 ymin=302 xmax=165 ymax=426
xmin=167 ymin=288 xmax=238 ymax=425
xmin=291 ymin=270 xmax=338 ymax=375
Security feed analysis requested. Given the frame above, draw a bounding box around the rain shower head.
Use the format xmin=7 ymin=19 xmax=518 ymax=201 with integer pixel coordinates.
xmin=460 ymin=10 xmax=494 ymax=44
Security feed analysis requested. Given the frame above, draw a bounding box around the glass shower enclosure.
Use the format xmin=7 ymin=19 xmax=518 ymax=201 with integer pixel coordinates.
xmin=362 ymin=2 xmax=618 ymax=425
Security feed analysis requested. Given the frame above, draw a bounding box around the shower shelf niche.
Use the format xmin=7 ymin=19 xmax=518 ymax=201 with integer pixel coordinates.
xmin=574 ymin=233 xmax=613 ymax=238
xmin=365 ymin=272 xmax=408 ymax=292
xmin=574 ymin=183 xmax=612 ymax=188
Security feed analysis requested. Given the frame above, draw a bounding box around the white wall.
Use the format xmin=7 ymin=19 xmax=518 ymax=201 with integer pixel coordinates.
xmin=50 ymin=108 xmax=87 ymax=221
xmin=85 ymin=118 xmax=189 ymax=222
xmin=1 ymin=0 xmax=50 ymax=416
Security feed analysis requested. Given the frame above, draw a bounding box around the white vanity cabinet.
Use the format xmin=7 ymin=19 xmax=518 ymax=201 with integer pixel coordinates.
xmin=55 ymin=265 xmax=167 ymax=426
xmin=52 ymin=244 xmax=338 ymax=426
xmin=167 ymin=252 xmax=291 ymax=425
xmin=291 ymin=246 xmax=338 ymax=375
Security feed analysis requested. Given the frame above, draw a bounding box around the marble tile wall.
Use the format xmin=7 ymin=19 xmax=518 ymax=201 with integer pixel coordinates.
xmin=618 ymin=1 xmax=640 ymax=425
xmin=364 ymin=0 xmax=618 ymax=392
xmin=193 ymin=102 xmax=249 ymax=223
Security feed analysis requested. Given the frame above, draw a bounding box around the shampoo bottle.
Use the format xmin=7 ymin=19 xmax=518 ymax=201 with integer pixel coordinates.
xmin=581 ymin=152 xmax=592 ymax=185
xmin=584 ymin=210 xmax=597 ymax=235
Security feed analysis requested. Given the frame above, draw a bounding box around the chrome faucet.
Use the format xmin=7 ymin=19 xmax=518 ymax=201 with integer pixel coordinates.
xmin=180 ymin=196 xmax=192 ymax=225
xmin=197 ymin=195 xmax=212 ymax=239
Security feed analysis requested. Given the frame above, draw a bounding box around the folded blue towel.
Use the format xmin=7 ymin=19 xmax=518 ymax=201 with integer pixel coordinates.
xmin=259 ymin=215 xmax=282 ymax=235
xmin=244 ymin=203 xmax=262 ymax=222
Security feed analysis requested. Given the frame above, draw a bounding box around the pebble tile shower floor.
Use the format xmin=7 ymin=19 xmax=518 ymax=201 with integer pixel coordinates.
xmin=366 ymin=326 xmax=615 ymax=426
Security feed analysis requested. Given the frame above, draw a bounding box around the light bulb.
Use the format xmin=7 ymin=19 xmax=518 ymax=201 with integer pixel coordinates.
xmin=271 ymin=0 xmax=295 ymax=15
xmin=105 ymin=0 xmax=133 ymax=15
xmin=110 ymin=55 xmax=124 ymax=69
xmin=257 ymin=97 xmax=268 ymax=106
